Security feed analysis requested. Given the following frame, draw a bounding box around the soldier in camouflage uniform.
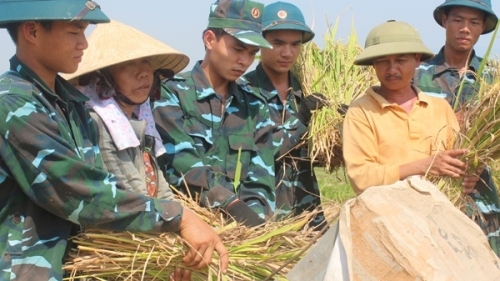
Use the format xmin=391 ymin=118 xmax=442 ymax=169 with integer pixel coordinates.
xmin=0 ymin=1 xmax=227 ymax=280
xmin=243 ymin=2 xmax=326 ymax=228
xmin=154 ymin=0 xmax=276 ymax=227
xmin=413 ymin=0 xmax=500 ymax=256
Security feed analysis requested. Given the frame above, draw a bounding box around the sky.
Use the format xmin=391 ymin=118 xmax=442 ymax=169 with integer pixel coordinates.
xmin=1 ymin=0 xmax=499 ymax=72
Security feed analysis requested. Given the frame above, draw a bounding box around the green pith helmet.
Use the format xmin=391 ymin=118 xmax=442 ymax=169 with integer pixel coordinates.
xmin=0 ymin=0 xmax=109 ymax=27
xmin=262 ymin=1 xmax=314 ymax=43
xmin=354 ymin=20 xmax=434 ymax=66
xmin=207 ymin=0 xmax=272 ymax=49
xmin=434 ymin=0 xmax=498 ymax=34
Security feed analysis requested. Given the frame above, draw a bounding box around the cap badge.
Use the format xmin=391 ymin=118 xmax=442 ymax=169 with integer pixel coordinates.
xmin=251 ymin=7 xmax=260 ymax=18
xmin=277 ymin=10 xmax=287 ymax=19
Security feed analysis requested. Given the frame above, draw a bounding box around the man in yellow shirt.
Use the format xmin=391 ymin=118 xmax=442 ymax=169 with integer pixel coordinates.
xmin=343 ymin=20 xmax=479 ymax=194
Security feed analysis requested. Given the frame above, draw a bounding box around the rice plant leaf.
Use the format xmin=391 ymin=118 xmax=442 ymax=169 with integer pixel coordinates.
xmin=233 ymin=147 xmax=242 ymax=192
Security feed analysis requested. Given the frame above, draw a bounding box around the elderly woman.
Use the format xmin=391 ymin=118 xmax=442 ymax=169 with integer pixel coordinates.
xmin=64 ymin=20 xmax=197 ymax=280
xmin=65 ymin=20 xmax=189 ymax=201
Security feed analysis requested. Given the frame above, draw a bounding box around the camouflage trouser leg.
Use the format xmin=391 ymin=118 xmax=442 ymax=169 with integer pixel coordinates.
xmin=474 ymin=213 xmax=500 ymax=257
xmin=275 ymin=158 xmax=326 ymax=230
xmin=467 ymin=167 xmax=500 ymax=257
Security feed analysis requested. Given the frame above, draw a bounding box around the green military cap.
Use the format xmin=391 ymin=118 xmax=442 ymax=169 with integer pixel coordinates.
xmin=262 ymin=1 xmax=315 ymax=43
xmin=0 ymin=0 xmax=109 ymax=27
xmin=354 ymin=20 xmax=434 ymax=66
xmin=433 ymin=0 xmax=498 ymax=34
xmin=207 ymin=0 xmax=272 ymax=49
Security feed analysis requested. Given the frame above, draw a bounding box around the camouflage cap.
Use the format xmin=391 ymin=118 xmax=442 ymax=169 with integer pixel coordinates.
xmin=354 ymin=20 xmax=434 ymax=66
xmin=207 ymin=0 xmax=272 ymax=49
xmin=433 ymin=0 xmax=498 ymax=34
xmin=0 ymin=0 xmax=109 ymax=27
xmin=262 ymin=1 xmax=315 ymax=43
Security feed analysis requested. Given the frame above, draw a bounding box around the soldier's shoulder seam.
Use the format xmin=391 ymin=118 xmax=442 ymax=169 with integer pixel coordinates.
xmin=164 ymin=73 xmax=188 ymax=83
xmin=0 ymin=72 xmax=36 ymax=98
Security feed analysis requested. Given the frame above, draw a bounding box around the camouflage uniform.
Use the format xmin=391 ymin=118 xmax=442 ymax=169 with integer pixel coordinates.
xmin=414 ymin=47 xmax=493 ymax=107
xmin=0 ymin=57 xmax=183 ymax=280
xmin=244 ymin=64 xmax=325 ymax=226
xmin=154 ymin=62 xmax=276 ymax=218
xmin=414 ymin=47 xmax=500 ymax=256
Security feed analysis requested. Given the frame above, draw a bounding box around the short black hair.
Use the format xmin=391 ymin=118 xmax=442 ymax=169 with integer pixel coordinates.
xmin=202 ymin=28 xmax=227 ymax=50
xmin=6 ymin=21 xmax=53 ymax=44
xmin=202 ymin=27 xmax=226 ymax=41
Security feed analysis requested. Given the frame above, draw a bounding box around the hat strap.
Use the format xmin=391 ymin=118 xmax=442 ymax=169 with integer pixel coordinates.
xmin=114 ymin=70 xmax=166 ymax=105
xmin=72 ymin=0 xmax=100 ymax=21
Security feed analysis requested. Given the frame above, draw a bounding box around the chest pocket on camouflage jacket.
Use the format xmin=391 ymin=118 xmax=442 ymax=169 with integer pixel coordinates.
xmin=177 ymin=90 xmax=258 ymax=184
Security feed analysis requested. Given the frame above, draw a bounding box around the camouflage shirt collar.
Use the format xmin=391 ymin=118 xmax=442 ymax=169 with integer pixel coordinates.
xmin=368 ymin=85 xmax=428 ymax=109
xmin=191 ymin=60 xmax=256 ymax=101
xmin=254 ymin=63 xmax=302 ymax=101
xmin=431 ymin=46 xmax=481 ymax=75
xmin=9 ymin=56 xmax=89 ymax=103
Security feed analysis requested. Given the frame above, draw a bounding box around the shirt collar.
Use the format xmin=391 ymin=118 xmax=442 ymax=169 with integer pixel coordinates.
xmin=9 ymin=56 xmax=88 ymax=103
xmin=190 ymin=60 xmax=261 ymax=101
xmin=367 ymin=85 xmax=429 ymax=109
xmin=432 ymin=46 xmax=481 ymax=76
xmin=253 ymin=63 xmax=302 ymax=101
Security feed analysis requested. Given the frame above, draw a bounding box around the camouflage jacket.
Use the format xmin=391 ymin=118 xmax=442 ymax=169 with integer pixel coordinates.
xmin=244 ymin=64 xmax=323 ymax=225
xmin=413 ymin=47 xmax=493 ymax=108
xmin=0 ymin=57 xmax=182 ymax=281
xmin=154 ymin=62 xmax=276 ymax=218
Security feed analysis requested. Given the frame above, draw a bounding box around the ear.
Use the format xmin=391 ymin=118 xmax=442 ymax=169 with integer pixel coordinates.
xmin=481 ymin=20 xmax=487 ymax=33
xmin=203 ymin=30 xmax=216 ymax=51
xmin=441 ymin=14 xmax=448 ymax=28
xmin=20 ymin=21 xmax=39 ymax=45
xmin=414 ymin=53 xmax=422 ymax=66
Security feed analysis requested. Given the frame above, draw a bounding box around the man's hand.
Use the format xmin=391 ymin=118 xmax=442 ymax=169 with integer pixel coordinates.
xmin=401 ymin=149 xmax=468 ymax=180
xmin=462 ymin=167 xmax=484 ymax=194
xmin=178 ymin=208 xmax=228 ymax=272
xmin=297 ymin=93 xmax=328 ymax=125
xmin=424 ymin=149 xmax=468 ymax=177
xmin=170 ymin=268 xmax=191 ymax=281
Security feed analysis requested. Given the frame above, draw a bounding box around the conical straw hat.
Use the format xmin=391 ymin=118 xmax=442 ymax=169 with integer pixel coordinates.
xmin=63 ymin=19 xmax=189 ymax=81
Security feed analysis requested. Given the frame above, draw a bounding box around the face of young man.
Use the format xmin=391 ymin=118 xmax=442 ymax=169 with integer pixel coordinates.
xmin=372 ymin=54 xmax=421 ymax=92
xmin=205 ymin=31 xmax=260 ymax=82
xmin=32 ymin=21 xmax=90 ymax=76
xmin=442 ymin=6 xmax=486 ymax=53
xmin=108 ymin=58 xmax=154 ymax=105
xmin=261 ymin=30 xmax=303 ymax=75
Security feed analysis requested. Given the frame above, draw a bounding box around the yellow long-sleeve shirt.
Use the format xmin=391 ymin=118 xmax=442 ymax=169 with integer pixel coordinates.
xmin=343 ymin=85 xmax=459 ymax=194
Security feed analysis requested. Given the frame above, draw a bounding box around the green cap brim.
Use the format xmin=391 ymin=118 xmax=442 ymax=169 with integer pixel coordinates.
xmin=262 ymin=22 xmax=315 ymax=43
xmin=354 ymin=41 xmax=434 ymax=66
xmin=433 ymin=1 xmax=498 ymax=34
xmin=224 ymin=28 xmax=272 ymax=49
xmin=0 ymin=1 xmax=109 ymax=27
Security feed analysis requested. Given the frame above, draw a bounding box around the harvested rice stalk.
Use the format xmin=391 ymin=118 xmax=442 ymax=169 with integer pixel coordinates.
xmin=292 ymin=17 xmax=377 ymax=173
xmin=64 ymin=192 xmax=341 ymax=281
xmin=431 ymin=73 xmax=500 ymax=210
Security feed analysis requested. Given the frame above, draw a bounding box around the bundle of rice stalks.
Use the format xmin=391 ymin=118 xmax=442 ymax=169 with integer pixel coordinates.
xmin=292 ymin=18 xmax=377 ymax=173
xmin=432 ymin=76 xmax=500 ymax=209
xmin=63 ymin=192 xmax=341 ymax=281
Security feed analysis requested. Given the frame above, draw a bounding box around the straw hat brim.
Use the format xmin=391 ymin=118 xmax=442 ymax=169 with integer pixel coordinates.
xmin=62 ymin=20 xmax=189 ymax=81
xmin=433 ymin=1 xmax=498 ymax=34
xmin=354 ymin=41 xmax=435 ymax=66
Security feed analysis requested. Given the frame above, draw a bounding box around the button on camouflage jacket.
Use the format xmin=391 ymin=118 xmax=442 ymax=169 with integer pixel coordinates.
xmin=0 ymin=57 xmax=182 ymax=280
xmin=154 ymin=62 xmax=277 ymax=218
xmin=244 ymin=64 xmax=324 ymax=226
